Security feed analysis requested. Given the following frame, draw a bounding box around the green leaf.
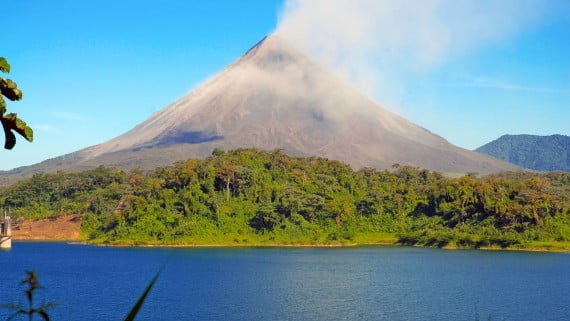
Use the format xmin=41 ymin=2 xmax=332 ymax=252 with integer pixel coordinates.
xmin=5 ymin=78 xmax=17 ymax=89
xmin=0 ymin=57 xmax=10 ymax=73
xmin=123 ymin=270 xmax=161 ymax=321
xmin=5 ymin=113 xmax=33 ymax=140
xmin=0 ymin=95 xmax=6 ymax=115
xmin=1 ymin=113 xmax=33 ymax=149
xmin=23 ymin=125 xmax=34 ymax=142
xmin=0 ymin=78 xmax=22 ymax=101
xmin=14 ymin=117 xmax=33 ymax=142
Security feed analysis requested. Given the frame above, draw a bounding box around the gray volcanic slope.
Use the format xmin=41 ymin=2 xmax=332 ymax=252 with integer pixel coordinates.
xmin=1 ymin=35 xmax=517 ymax=182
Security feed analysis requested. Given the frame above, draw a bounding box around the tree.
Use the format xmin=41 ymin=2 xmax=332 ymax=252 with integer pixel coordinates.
xmin=0 ymin=57 xmax=33 ymax=149
xmin=216 ymin=160 xmax=234 ymax=201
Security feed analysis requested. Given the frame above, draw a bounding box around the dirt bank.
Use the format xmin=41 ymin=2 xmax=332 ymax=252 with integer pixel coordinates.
xmin=11 ymin=215 xmax=82 ymax=240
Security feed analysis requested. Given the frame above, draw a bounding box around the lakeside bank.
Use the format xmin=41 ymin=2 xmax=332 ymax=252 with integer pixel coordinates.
xmin=11 ymin=216 xmax=570 ymax=253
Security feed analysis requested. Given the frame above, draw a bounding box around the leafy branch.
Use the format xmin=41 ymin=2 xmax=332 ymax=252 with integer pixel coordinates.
xmin=0 ymin=57 xmax=33 ymax=150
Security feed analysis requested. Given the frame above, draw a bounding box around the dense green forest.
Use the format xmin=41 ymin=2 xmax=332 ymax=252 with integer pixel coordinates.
xmin=1 ymin=149 xmax=570 ymax=249
xmin=476 ymin=134 xmax=570 ymax=172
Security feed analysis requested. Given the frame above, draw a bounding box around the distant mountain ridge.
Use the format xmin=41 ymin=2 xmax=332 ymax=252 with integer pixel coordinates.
xmin=0 ymin=35 xmax=517 ymax=185
xmin=475 ymin=134 xmax=570 ymax=172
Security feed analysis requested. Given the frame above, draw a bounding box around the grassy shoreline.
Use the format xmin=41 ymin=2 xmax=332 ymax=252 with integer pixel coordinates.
xmin=61 ymin=234 xmax=570 ymax=252
xmin=12 ymin=230 xmax=570 ymax=252
xmin=84 ymin=242 xmax=570 ymax=252
xmin=13 ymin=239 xmax=570 ymax=252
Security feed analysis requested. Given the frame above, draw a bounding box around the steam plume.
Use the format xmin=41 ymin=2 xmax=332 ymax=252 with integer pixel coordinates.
xmin=276 ymin=0 xmax=551 ymax=105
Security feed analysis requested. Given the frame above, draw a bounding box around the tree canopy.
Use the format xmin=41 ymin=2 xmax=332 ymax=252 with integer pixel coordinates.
xmin=1 ymin=149 xmax=569 ymax=248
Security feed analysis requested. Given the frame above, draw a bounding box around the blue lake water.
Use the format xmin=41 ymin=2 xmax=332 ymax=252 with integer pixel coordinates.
xmin=0 ymin=242 xmax=569 ymax=321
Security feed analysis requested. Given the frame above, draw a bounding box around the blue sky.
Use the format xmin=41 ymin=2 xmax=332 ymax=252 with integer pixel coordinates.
xmin=2 ymin=0 xmax=569 ymax=170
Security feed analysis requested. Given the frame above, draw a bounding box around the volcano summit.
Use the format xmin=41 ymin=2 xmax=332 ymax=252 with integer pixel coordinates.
xmin=3 ymin=35 xmax=517 ymax=180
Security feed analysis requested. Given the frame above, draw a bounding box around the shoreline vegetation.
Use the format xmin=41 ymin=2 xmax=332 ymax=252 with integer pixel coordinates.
xmin=12 ymin=237 xmax=570 ymax=253
xmin=87 ymin=242 xmax=570 ymax=253
xmin=2 ymin=149 xmax=570 ymax=253
xmin=14 ymin=228 xmax=570 ymax=253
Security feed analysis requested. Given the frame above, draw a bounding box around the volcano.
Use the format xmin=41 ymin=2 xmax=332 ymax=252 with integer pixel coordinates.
xmin=2 ymin=35 xmax=517 ymax=181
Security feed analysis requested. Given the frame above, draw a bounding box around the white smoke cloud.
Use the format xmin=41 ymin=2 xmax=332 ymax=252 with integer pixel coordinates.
xmin=276 ymin=0 xmax=553 ymax=106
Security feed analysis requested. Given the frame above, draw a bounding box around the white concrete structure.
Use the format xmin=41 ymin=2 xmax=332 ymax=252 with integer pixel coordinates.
xmin=0 ymin=212 xmax=12 ymax=249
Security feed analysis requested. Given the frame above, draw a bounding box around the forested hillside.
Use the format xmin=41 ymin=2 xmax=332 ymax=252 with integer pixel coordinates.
xmin=1 ymin=149 xmax=569 ymax=249
xmin=476 ymin=134 xmax=570 ymax=172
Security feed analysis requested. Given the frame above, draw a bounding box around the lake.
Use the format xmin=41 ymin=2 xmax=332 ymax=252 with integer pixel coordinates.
xmin=0 ymin=242 xmax=569 ymax=321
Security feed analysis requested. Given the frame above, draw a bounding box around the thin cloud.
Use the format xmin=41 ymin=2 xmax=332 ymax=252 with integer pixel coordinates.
xmin=443 ymin=78 xmax=570 ymax=94
xmin=52 ymin=111 xmax=95 ymax=122
xmin=33 ymin=124 xmax=64 ymax=134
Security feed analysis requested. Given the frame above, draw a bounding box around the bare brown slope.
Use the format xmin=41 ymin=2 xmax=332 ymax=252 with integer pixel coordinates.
xmin=11 ymin=215 xmax=81 ymax=240
xmin=0 ymin=35 xmax=517 ymax=184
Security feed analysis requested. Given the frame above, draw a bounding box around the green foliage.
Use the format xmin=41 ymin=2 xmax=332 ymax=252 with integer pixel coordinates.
xmin=1 ymin=149 xmax=569 ymax=248
xmin=476 ymin=134 xmax=570 ymax=172
xmin=397 ymin=229 xmax=523 ymax=249
xmin=0 ymin=57 xmax=33 ymax=150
